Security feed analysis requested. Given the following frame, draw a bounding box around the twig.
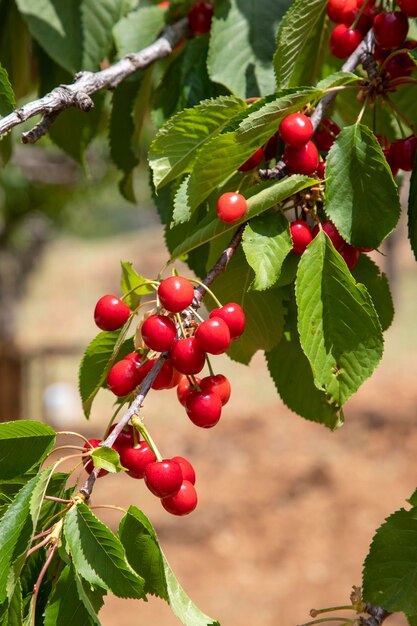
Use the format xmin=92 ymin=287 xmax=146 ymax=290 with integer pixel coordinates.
xmin=0 ymin=17 xmax=190 ymax=143
xmin=31 ymin=542 xmax=59 ymax=626
xmin=43 ymin=495 xmax=72 ymax=504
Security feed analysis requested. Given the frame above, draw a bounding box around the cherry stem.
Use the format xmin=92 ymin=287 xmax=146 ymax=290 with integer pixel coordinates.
xmin=56 ymin=431 xmax=91 ymax=446
xmin=310 ymin=607 xmax=357 ymax=617
xmin=189 ymin=278 xmax=223 ymax=308
xmin=31 ymin=528 xmax=53 ymax=543
xmin=90 ymin=504 xmax=127 ymax=514
xmin=44 ymin=495 xmax=72 ymax=504
xmin=384 ymin=94 xmax=416 ymax=134
xmin=26 ymin=535 xmax=51 ymax=557
xmin=206 ymin=355 xmax=215 ymax=377
xmin=103 ymin=402 xmax=126 ymax=439
xmin=299 ymin=618 xmax=355 ymax=626
xmin=356 ymin=94 xmax=369 ymax=124
xmin=189 ymin=374 xmax=202 ymax=392
xmin=31 ymin=541 xmax=59 ymax=626
xmin=132 ymin=417 xmax=163 ymax=462
xmin=176 ymin=312 xmax=188 ymax=339
xmin=351 ymin=0 xmax=369 ymax=30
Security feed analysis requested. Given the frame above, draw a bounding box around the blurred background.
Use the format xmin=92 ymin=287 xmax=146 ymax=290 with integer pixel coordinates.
xmin=1 ymin=139 xmax=416 ymax=626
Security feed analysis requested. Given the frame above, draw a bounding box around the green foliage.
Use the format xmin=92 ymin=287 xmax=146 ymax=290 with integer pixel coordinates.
xmin=351 ymin=254 xmax=394 ymax=332
xmin=90 ymin=447 xmax=124 ymax=473
xmin=0 ymin=64 xmax=15 ymax=116
xmin=120 ymin=261 xmax=155 ymax=309
xmin=408 ymin=154 xmax=417 ymax=262
xmin=0 ymin=421 xmax=55 ymax=480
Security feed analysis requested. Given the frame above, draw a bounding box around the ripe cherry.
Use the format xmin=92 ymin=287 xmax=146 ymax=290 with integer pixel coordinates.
xmin=279 ymin=112 xmax=314 ymax=146
xmin=185 ymin=391 xmax=222 ymax=428
xmin=94 ymin=295 xmax=130 ymax=331
xmin=238 ymin=147 xmax=264 ymax=172
xmin=141 ymin=314 xmax=177 ymax=352
xmin=136 ymin=358 xmax=174 ymax=390
xmin=339 ymin=243 xmax=360 ymax=270
xmin=290 ymin=220 xmax=313 ymax=254
xmin=314 ymin=119 xmax=340 ymax=152
xmin=158 ymin=276 xmax=194 ymax=313
xmin=209 ymin=302 xmax=245 ymax=339
xmin=170 ymin=337 xmax=206 ymax=375
xmin=329 ymin=24 xmax=363 ymax=59
xmin=119 ymin=441 xmax=157 ymax=479
xmin=263 ymin=133 xmax=279 ymax=161
xmin=165 ymin=367 xmax=183 ymax=389
xmin=171 ymin=456 xmax=196 ymax=484
xmin=326 ymin=0 xmax=356 ymax=24
xmin=107 ymin=359 xmax=138 ymax=397
xmin=177 ymin=376 xmax=202 ymax=406
xmin=144 ymin=459 xmax=183 ymax=498
xmin=200 ymin=374 xmax=231 ymax=405
xmin=312 ymin=220 xmax=344 ymax=250
xmin=283 ymin=141 xmax=319 ymax=175
xmin=383 ymin=147 xmax=399 ymax=177
xmin=83 ymin=439 xmax=108 ymax=477
xmin=216 ymin=192 xmax=247 ymax=223
xmin=398 ymin=0 xmax=417 ymax=18
xmin=162 ymin=480 xmax=198 ymax=516
xmin=384 ymin=53 xmax=415 ymax=80
xmin=187 ymin=1 xmax=213 ymax=35
xmin=195 ymin=317 xmax=231 ymax=355
xmin=389 ymin=136 xmax=417 ymax=171
xmin=316 ymin=161 xmax=326 ymax=179
xmin=124 ymin=351 xmax=142 ymax=367
xmin=109 ymin=423 xmax=135 ymax=450
xmin=373 ymin=12 xmax=409 ymax=50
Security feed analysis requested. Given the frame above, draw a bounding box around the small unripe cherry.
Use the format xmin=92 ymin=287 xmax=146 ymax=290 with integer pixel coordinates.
xmin=200 ymin=374 xmax=231 ymax=405
xmin=373 ymin=11 xmax=409 ymax=50
xmin=94 ymin=295 xmax=130 ymax=331
xmin=170 ymin=337 xmax=206 ymax=375
xmin=118 ymin=441 xmax=156 ymax=479
xmin=209 ymin=302 xmax=245 ymax=339
xmin=185 ymin=391 xmax=222 ymax=428
xmin=290 ymin=220 xmax=313 ymax=254
xmin=195 ymin=317 xmax=231 ymax=354
xmin=279 ymin=112 xmax=314 ymax=147
xmin=312 ymin=221 xmax=344 ymax=251
xmin=107 ymin=359 xmax=138 ymax=397
xmin=144 ymin=459 xmax=183 ymax=498
xmin=187 ymin=1 xmax=213 ymax=35
xmin=83 ymin=439 xmax=108 ymax=477
xmin=329 ymin=24 xmax=363 ymax=59
xmin=171 ymin=456 xmax=196 ymax=484
xmin=162 ymin=480 xmax=198 ymax=516
xmin=238 ymin=147 xmax=264 ymax=172
xmin=177 ymin=376 xmax=202 ymax=406
xmin=283 ymin=141 xmax=319 ymax=175
xmin=216 ymin=192 xmax=247 ymax=223
xmin=141 ymin=314 xmax=177 ymax=352
xmin=158 ymin=276 xmax=194 ymax=313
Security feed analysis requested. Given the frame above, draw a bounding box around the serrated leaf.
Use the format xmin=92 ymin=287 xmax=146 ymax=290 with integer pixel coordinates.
xmin=242 ymin=213 xmax=292 ymax=290
xmin=407 ymin=616 xmax=417 ymax=626
xmin=0 ymin=421 xmax=55 ymax=480
xmin=120 ymin=261 xmax=155 ymax=309
xmin=351 ymin=254 xmax=394 ymax=331
xmin=171 ymin=175 xmax=317 ymax=259
xmin=408 ymin=488 xmax=417 ymax=507
xmin=362 ymin=507 xmax=417 ymax=615
xmin=64 ymin=503 xmax=145 ymax=598
xmin=0 ymin=64 xmax=15 ymax=117
xmin=295 ymin=231 xmax=383 ymax=406
xmin=149 ymin=96 xmax=247 ymax=189
xmin=91 ymin=447 xmax=124 ymax=473
xmin=316 ymin=70 xmax=360 ymax=91
xmin=113 ymin=5 xmax=165 ymax=57
xmin=207 ymin=0 xmax=290 ymax=98
xmin=210 ymin=247 xmax=285 ymax=364
xmin=274 ymin=0 xmax=326 ymax=89
xmin=408 ymin=152 xmax=417 ymax=262
xmin=324 ymin=124 xmax=401 ymax=249
xmin=1 ymin=581 xmax=22 ymax=626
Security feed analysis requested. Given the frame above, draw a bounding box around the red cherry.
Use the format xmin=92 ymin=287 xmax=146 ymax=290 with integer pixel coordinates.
xmin=177 ymin=376 xmax=202 ymax=406
xmin=283 ymin=141 xmax=319 ymax=175
xmin=144 ymin=459 xmax=183 ymax=497
xmin=158 ymin=276 xmax=194 ymax=313
xmin=187 ymin=1 xmax=213 ymax=35
xmin=352 ymin=6 xmax=376 ymax=34
xmin=238 ymin=147 xmax=264 ymax=172
xmin=162 ymin=480 xmax=198 ymax=515
xmin=119 ymin=441 xmax=156 ymax=479
xmin=136 ymin=358 xmax=174 ymax=390
xmin=216 ymin=192 xmax=247 ymax=223
xmin=200 ymin=374 xmax=231 ymax=405
xmin=385 ymin=53 xmax=415 ymax=80
xmin=314 ymin=119 xmax=341 ymax=152
xmin=195 ymin=317 xmax=231 ymax=355
xmin=209 ymin=302 xmax=245 ymax=339
xmin=94 ymin=295 xmax=130 ymax=331
xmin=316 ymin=161 xmax=326 ymax=179
xmin=389 ymin=136 xmax=417 ymax=171
xmin=165 ymin=367 xmax=183 ymax=389
xmin=185 ymin=391 xmax=222 ymax=428
xmin=141 ymin=314 xmax=177 ymax=352
xmin=171 ymin=456 xmax=196 ymax=484
xmin=330 ymin=24 xmax=363 ymax=59
xmin=279 ymin=112 xmax=314 ymax=146
xmin=83 ymin=439 xmax=108 ymax=477
xmin=373 ymin=12 xmax=409 ymax=50
xmin=398 ymin=0 xmax=417 ymax=17
xmin=327 ymin=0 xmax=356 ymax=24
xmin=312 ymin=220 xmax=344 ymax=250
xmin=109 ymin=423 xmax=135 ymax=450
xmin=339 ymin=243 xmax=360 ymax=270
xmin=263 ymin=133 xmax=279 ymax=161
xmin=170 ymin=337 xmax=206 ymax=375
xmin=383 ymin=147 xmax=399 ymax=177
xmin=107 ymin=359 xmax=138 ymax=397
xmin=290 ymin=220 xmax=313 ymax=254
xmin=124 ymin=352 xmax=142 ymax=367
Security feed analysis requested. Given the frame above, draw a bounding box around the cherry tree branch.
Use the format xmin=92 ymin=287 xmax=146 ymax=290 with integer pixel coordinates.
xmin=0 ymin=17 xmax=190 ymax=144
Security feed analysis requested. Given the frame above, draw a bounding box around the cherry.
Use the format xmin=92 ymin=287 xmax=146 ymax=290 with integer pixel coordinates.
xmin=158 ymin=276 xmax=194 ymax=313
xmin=185 ymin=391 xmax=222 ymax=428
xmin=136 ymin=358 xmax=174 ymax=390
xmin=283 ymin=141 xmax=319 ymax=175
xmin=171 ymin=456 xmax=196 ymax=484
xmin=389 ymin=135 xmax=417 ymax=171
xmin=217 ymin=192 xmax=247 ymax=223
xmin=314 ymin=119 xmax=341 ymax=152
xmin=316 ymin=160 xmax=326 ymax=179
xmin=107 ymin=359 xmax=138 ymax=397
xmin=177 ymin=376 xmax=202 ymax=406
xmin=195 ymin=317 xmax=231 ymax=355
xmin=109 ymin=423 xmax=135 ymax=450
xmin=398 ymin=0 xmax=417 ymax=17
xmin=141 ymin=314 xmax=177 ymax=352
xmin=165 ymin=367 xmax=183 ymax=389
xmin=384 ymin=53 xmax=415 ymax=80
xmin=329 ymin=24 xmax=363 ymax=59
xmin=144 ymin=459 xmax=183 ymax=498
xmin=290 ymin=220 xmax=313 ymax=254
xmin=124 ymin=351 xmax=142 ymax=367
xmin=312 ymin=220 xmax=344 ymax=250
xmin=352 ymin=6 xmax=377 ymax=34
xmin=326 ymin=0 xmax=356 ymax=24
xmin=279 ymin=112 xmax=314 ymax=146
xmin=119 ymin=441 xmax=157 ymax=479
xmin=339 ymin=243 xmax=360 ymax=270
xmin=170 ymin=337 xmax=206 ymax=375
xmin=200 ymin=374 xmax=231 ymax=405
xmin=373 ymin=12 xmax=409 ymax=50
xmin=383 ymin=147 xmax=399 ymax=177
xmin=94 ymin=295 xmax=130 ymax=331
xmin=263 ymin=133 xmax=279 ymax=161
xmin=209 ymin=302 xmax=245 ymax=339
xmin=83 ymin=439 xmax=108 ymax=477
xmin=162 ymin=480 xmax=198 ymax=515
xmin=238 ymin=147 xmax=264 ymax=172
xmin=187 ymin=1 xmax=213 ymax=35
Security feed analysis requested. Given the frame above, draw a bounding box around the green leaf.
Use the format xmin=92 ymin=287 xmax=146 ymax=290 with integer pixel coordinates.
xmin=0 ymin=64 xmax=15 ymax=117
xmin=0 ymin=421 xmax=55 ymax=480
xmin=64 ymin=502 xmax=145 ymax=599
xmin=408 ymin=151 xmax=417 ymax=262
xmin=295 ymin=231 xmax=383 ymax=407
xmin=408 ymin=488 xmax=417 ymax=507
xmin=266 ymin=294 xmax=343 ymax=429
xmin=242 ymin=213 xmax=292 ymax=290
xmin=362 ymin=507 xmax=417 ymax=615
xmin=324 ymin=124 xmax=401 ymax=249
xmin=1 ymin=581 xmax=22 ymax=626
xmin=351 ymin=254 xmax=394 ymax=332
xmin=274 ymin=0 xmax=326 ymax=89
xmin=113 ymin=5 xmax=165 ymax=57
xmin=120 ymin=261 xmax=155 ymax=309
xmin=90 ymin=447 xmax=124 ymax=473
xmin=211 ymin=247 xmax=285 ymax=364
xmin=120 ymin=506 xmax=219 ymax=625
xmin=207 ymin=0 xmax=291 ymax=98
xmin=171 ymin=175 xmax=317 ymax=259
xmin=407 ymin=616 xmax=417 ymax=626
xmin=149 ymin=96 xmax=247 ymax=189
xmin=316 ymin=70 xmax=360 ymax=91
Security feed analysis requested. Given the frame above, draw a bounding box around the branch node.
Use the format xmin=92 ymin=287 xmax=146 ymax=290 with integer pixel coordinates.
xmin=74 ymin=91 xmax=94 ymax=111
